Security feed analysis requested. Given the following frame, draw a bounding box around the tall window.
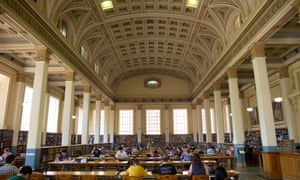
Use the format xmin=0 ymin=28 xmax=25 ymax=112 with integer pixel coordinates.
xmin=0 ymin=74 xmax=9 ymax=127
xmin=81 ymin=46 xmax=88 ymax=60
xmin=21 ymin=86 xmax=33 ymax=131
xmin=119 ymin=110 xmax=134 ymax=135
xmin=46 ymin=96 xmax=59 ymax=132
xmin=201 ymin=109 xmax=206 ymax=133
xmin=173 ymin=109 xmax=188 ymax=134
xmin=100 ymin=110 xmax=104 ymax=135
xmin=224 ymin=104 xmax=231 ymax=133
xmin=210 ymin=108 xmax=215 ymax=133
xmin=77 ymin=108 xmax=83 ymax=134
xmin=146 ymin=109 xmax=160 ymax=134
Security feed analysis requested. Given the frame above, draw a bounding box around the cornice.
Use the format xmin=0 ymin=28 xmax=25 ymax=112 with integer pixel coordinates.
xmin=0 ymin=0 xmax=114 ymax=100
xmin=191 ymin=0 xmax=291 ymax=98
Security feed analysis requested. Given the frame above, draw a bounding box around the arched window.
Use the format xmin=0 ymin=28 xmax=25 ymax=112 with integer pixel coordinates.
xmin=80 ymin=46 xmax=88 ymax=60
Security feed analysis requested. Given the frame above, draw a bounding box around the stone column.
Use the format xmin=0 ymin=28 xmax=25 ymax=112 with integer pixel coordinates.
xmin=213 ymin=82 xmax=224 ymax=144
xmin=41 ymin=88 xmax=49 ymax=146
xmin=279 ymin=67 xmax=298 ymax=144
xmin=203 ymin=92 xmax=212 ymax=142
xmin=94 ymin=94 xmax=102 ymax=144
xmin=61 ymin=71 xmax=75 ymax=146
xmin=164 ymin=104 xmax=170 ymax=144
xmin=81 ymin=85 xmax=91 ymax=144
xmin=136 ymin=104 xmax=142 ymax=146
xmin=192 ymin=104 xmax=198 ymax=143
xmin=251 ymin=44 xmax=277 ymax=151
xmin=196 ymin=99 xmax=203 ymax=143
xmin=25 ymin=47 xmax=50 ymax=170
xmin=103 ymin=100 xmax=110 ymax=143
xmin=109 ymin=105 xmax=115 ymax=144
xmin=11 ymin=73 xmax=25 ymax=154
xmin=227 ymin=67 xmax=246 ymax=168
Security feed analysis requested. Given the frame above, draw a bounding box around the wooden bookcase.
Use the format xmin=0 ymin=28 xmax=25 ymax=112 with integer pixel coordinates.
xmin=0 ymin=129 xmax=13 ymax=151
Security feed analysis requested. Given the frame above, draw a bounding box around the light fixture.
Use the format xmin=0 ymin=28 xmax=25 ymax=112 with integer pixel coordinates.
xmin=100 ymin=0 xmax=113 ymax=10
xmin=144 ymin=78 xmax=161 ymax=89
xmin=247 ymin=107 xmax=254 ymax=112
xmin=186 ymin=0 xmax=199 ymax=8
xmin=72 ymin=115 xmax=76 ymax=119
xmin=274 ymin=97 xmax=283 ymax=103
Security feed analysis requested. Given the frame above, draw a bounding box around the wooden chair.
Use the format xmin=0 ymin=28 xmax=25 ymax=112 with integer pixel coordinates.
xmin=157 ymin=174 xmax=177 ymax=180
xmin=80 ymin=175 xmax=96 ymax=180
xmin=0 ymin=175 xmax=10 ymax=180
xmin=192 ymin=175 xmax=209 ymax=180
xmin=30 ymin=172 xmax=44 ymax=180
xmin=56 ymin=174 xmax=74 ymax=180
xmin=122 ymin=175 xmax=142 ymax=180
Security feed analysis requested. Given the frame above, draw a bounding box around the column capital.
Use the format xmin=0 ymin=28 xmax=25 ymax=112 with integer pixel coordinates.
xmin=96 ymin=94 xmax=102 ymax=101
xmin=65 ymin=71 xmax=75 ymax=81
xmin=110 ymin=105 xmax=115 ymax=110
xmin=213 ymin=81 xmax=221 ymax=91
xmin=104 ymin=99 xmax=110 ymax=106
xmin=250 ymin=42 xmax=265 ymax=58
xmin=227 ymin=67 xmax=238 ymax=78
xmin=279 ymin=66 xmax=289 ymax=78
xmin=196 ymin=98 xmax=202 ymax=105
xmin=203 ymin=91 xmax=210 ymax=99
xmin=35 ymin=46 xmax=51 ymax=62
xmin=83 ymin=85 xmax=91 ymax=93
xmin=191 ymin=104 xmax=196 ymax=109
xmin=164 ymin=104 xmax=169 ymax=110
xmin=137 ymin=104 xmax=143 ymax=110
xmin=16 ymin=72 xmax=25 ymax=82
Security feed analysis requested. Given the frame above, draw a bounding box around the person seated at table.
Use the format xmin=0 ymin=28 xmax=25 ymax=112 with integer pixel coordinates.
xmin=123 ymin=158 xmax=148 ymax=177
xmin=8 ymin=165 xmax=32 ymax=180
xmin=1 ymin=148 xmax=12 ymax=162
xmin=181 ymin=149 xmax=193 ymax=161
xmin=207 ymin=145 xmax=216 ymax=155
xmin=152 ymin=155 xmax=177 ymax=175
xmin=115 ymin=147 xmax=128 ymax=158
xmin=0 ymin=154 xmax=19 ymax=177
xmin=58 ymin=149 xmax=71 ymax=161
xmin=213 ymin=166 xmax=227 ymax=180
xmin=91 ymin=147 xmax=101 ymax=158
xmin=187 ymin=153 xmax=208 ymax=176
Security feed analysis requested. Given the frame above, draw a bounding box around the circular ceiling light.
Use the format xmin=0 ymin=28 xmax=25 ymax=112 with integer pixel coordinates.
xmin=144 ymin=78 xmax=161 ymax=89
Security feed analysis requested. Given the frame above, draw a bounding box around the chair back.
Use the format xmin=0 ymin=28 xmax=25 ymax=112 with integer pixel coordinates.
xmin=30 ymin=172 xmax=44 ymax=180
xmin=0 ymin=175 xmax=10 ymax=180
xmin=157 ymin=174 xmax=177 ymax=180
xmin=122 ymin=176 xmax=142 ymax=180
xmin=192 ymin=175 xmax=209 ymax=180
xmin=56 ymin=174 xmax=74 ymax=180
xmin=80 ymin=175 xmax=96 ymax=180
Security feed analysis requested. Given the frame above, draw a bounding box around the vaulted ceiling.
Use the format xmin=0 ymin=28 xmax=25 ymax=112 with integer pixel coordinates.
xmin=0 ymin=0 xmax=299 ymax=103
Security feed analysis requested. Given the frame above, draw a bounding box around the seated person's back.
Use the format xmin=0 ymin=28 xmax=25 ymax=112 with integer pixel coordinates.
xmin=214 ymin=166 xmax=227 ymax=180
xmin=152 ymin=156 xmax=177 ymax=175
xmin=125 ymin=159 xmax=148 ymax=177
xmin=0 ymin=155 xmax=19 ymax=177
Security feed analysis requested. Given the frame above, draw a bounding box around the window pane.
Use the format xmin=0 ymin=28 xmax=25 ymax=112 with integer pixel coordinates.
xmin=173 ymin=109 xmax=187 ymax=134
xmin=146 ymin=109 xmax=160 ymax=135
xmin=77 ymin=108 xmax=83 ymax=134
xmin=21 ymin=86 xmax=33 ymax=131
xmin=119 ymin=110 xmax=134 ymax=135
xmin=224 ymin=105 xmax=231 ymax=133
xmin=210 ymin=108 xmax=215 ymax=133
xmin=47 ymin=96 xmax=59 ymax=132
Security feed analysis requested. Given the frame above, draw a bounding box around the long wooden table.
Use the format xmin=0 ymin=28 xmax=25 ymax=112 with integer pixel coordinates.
xmin=47 ymin=160 xmax=129 ymax=171
xmin=43 ymin=170 xmax=119 ymax=179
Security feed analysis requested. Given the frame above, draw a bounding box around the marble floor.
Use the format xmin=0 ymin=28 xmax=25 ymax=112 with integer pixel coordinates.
xmin=238 ymin=165 xmax=266 ymax=180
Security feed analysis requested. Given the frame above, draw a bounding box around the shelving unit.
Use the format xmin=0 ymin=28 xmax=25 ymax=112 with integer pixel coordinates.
xmin=17 ymin=131 xmax=28 ymax=154
xmin=45 ymin=133 xmax=62 ymax=146
xmin=0 ymin=129 xmax=13 ymax=151
xmin=169 ymin=134 xmax=193 ymax=145
xmin=245 ymin=130 xmax=262 ymax=151
xmin=141 ymin=134 xmax=165 ymax=147
xmin=114 ymin=135 xmax=137 ymax=147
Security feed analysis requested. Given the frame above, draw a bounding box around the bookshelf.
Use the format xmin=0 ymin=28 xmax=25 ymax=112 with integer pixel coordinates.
xmin=114 ymin=135 xmax=137 ymax=147
xmin=141 ymin=134 xmax=165 ymax=147
xmin=169 ymin=134 xmax=193 ymax=145
xmin=45 ymin=133 xmax=62 ymax=146
xmin=17 ymin=131 xmax=28 ymax=154
xmin=245 ymin=130 xmax=262 ymax=151
xmin=0 ymin=129 xmax=13 ymax=151
xmin=275 ymin=128 xmax=289 ymax=147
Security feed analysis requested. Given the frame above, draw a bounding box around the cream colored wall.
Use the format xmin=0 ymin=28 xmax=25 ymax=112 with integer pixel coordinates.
xmin=115 ymin=74 xmax=191 ymax=98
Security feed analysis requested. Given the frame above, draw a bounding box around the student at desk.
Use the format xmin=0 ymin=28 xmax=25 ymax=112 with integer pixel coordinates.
xmin=8 ymin=166 xmax=32 ymax=180
xmin=91 ymin=147 xmax=101 ymax=158
xmin=152 ymin=156 xmax=177 ymax=175
xmin=1 ymin=148 xmax=12 ymax=162
xmin=187 ymin=153 xmax=208 ymax=176
xmin=123 ymin=159 xmax=148 ymax=177
xmin=58 ymin=149 xmax=71 ymax=170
